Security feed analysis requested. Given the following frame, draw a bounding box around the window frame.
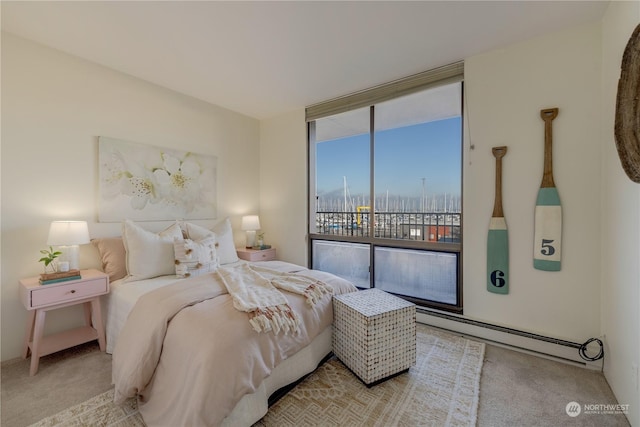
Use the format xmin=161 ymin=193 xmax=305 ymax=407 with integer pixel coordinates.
xmin=306 ymin=63 xmax=464 ymax=313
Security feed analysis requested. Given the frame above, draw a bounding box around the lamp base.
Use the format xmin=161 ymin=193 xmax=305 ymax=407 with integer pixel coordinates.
xmin=57 ymin=245 xmax=80 ymax=271
xmin=245 ymin=230 xmax=256 ymax=248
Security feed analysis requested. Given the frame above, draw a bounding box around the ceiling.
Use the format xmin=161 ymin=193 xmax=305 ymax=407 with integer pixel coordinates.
xmin=1 ymin=1 xmax=609 ymax=120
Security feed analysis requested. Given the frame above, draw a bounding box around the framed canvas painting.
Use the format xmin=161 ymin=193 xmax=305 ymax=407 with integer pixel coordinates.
xmin=98 ymin=136 xmax=217 ymax=222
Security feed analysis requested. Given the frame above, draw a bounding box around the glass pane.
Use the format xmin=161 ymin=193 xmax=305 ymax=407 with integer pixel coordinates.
xmin=312 ymin=240 xmax=370 ymax=288
xmin=374 ymin=82 xmax=462 ymax=242
xmin=375 ymin=246 xmax=457 ymax=305
xmin=313 ymin=107 xmax=370 ymax=237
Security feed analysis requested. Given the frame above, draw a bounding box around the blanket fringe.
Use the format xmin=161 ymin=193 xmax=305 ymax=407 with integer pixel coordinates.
xmin=304 ymin=281 xmax=333 ymax=306
xmin=249 ymin=304 xmax=301 ymax=335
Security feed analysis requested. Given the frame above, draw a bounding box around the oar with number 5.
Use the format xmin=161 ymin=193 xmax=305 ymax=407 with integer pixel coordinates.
xmin=487 ymin=146 xmax=509 ymax=294
xmin=534 ymin=108 xmax=562 ymax=271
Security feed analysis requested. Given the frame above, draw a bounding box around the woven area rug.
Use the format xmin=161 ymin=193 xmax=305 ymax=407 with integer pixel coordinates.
xmin=30 ymin=324 xmax=484 ymax=427
xmin=256 ymin=325 xmax=485 ymax=427
xmin=28 ymin=389 xmax=142 ymax=427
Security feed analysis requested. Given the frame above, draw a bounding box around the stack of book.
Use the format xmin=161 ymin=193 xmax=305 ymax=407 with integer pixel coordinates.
xmin=39 ymin=269 xmax=82 ymax=285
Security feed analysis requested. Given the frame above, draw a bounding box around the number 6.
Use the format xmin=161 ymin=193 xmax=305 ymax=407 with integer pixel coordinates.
xmin=490 ymin=270 xmax=506 ymax=287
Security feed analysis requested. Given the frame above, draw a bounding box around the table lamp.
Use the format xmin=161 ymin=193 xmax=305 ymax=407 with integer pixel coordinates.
xmin=241 ymin=215 xmax=261 ymax=248
xmin=47 ymin=220 xmax=90 ymax=271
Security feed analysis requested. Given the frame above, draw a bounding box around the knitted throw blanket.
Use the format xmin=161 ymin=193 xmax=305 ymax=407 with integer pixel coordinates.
xmin=216 ymin=263 xmax=333 ymax=335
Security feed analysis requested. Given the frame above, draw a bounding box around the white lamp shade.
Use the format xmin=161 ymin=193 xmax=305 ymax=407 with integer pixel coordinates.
xmin=47 ymin=221 xmax=90 ymax=246
xmin=241 ymin=215 xmax=261 ymax=231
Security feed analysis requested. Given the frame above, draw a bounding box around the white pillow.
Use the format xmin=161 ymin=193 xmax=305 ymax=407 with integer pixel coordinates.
xmin=183 ymin=218 xmax=239 ymax=265
xmin=212 ymin=218 xmax=239 ymax=264
xmin=122 ymin=220 xmax=183 ymax=281
xmin=182 ymin=221 xmax=215 ymax=241
xmin=174 ymin=236 xmax=219 ymax=278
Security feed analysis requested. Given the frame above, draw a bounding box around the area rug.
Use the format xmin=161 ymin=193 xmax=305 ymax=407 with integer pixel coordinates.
xmin=28 ymin=388 xmax=142 ymax=427
xmin=30 ymin=324 xmax=484 ymax=427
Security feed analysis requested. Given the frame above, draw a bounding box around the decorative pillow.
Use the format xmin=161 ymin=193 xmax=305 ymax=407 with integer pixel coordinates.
xmin=212 ymin=218 xmax=239 ymax=265
xmin=122 ymin=220 xmax=183 ymax=281
xmin=174 ymin=236 xmax=219 ymax=278
xmin=91 ymin=237 xmax=127 ymax=282
xmin=182 ymin=218 xmax=239 ymax=265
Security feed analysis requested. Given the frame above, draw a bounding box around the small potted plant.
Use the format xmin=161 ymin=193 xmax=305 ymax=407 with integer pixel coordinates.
xmin=39 ymin=246 xmax=62 ymax=273
xmin=257 ymin=233 xmax=265 ymax=248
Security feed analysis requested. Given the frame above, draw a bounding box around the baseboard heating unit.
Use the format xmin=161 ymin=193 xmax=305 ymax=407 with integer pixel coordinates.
xmin=417 ymin=308 xmax=604 ymax=370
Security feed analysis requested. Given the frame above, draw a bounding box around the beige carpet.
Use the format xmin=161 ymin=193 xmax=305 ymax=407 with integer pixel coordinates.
xmin=29 ymin=325 xmax=485 ymax=427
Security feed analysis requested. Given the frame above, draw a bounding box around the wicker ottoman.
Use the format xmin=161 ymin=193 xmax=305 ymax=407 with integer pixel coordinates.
xmin=333 ymin=288 xmax=416 ymax=386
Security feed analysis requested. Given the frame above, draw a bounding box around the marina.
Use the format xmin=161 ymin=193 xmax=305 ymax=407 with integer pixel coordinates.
xmin=315 ymin=210 xmax=461 ymax=242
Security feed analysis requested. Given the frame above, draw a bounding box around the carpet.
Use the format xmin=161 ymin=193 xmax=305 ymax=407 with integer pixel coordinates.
xmin=29 ymin=324 xmax=485 ymax=427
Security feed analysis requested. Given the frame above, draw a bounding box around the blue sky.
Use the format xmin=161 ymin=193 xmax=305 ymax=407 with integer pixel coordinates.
xmin=316 ymin=117 xmax=461 ymax=199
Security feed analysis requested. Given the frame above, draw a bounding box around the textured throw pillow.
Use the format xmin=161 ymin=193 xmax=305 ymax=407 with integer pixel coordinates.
xmin=182 ymin=218 xmax=239 ymax=265
xmin=174 ymin=236 xmax=219 ymax=278
xmin=122 ymin=220 xmax=183 ymax=281
xmin=91 ymin=237 xmax=127 ymax=282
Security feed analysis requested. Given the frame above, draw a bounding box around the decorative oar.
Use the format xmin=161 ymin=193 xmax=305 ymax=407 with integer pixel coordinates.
xmin=534 ymin=108 xmax=562 ymax=271
xmin=487 ymin=146 xmax=509 ymax=294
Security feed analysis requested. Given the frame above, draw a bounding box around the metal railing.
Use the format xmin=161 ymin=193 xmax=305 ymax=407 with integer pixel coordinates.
xmin=315 ymin=211 xmax=461 ymax=242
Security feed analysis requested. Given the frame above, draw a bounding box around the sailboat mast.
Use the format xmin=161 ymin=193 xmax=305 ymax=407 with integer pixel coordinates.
xmin=343 ymin=176 xmax=347 ymax=212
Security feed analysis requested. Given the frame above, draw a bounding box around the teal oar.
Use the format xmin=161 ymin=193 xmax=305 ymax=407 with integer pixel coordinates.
xmin=487 ymin=146 xmax=509 ymax=294
xmin=534 ymin=108 xmax=562 ymax=271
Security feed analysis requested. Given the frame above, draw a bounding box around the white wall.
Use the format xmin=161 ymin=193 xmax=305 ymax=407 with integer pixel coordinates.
xmin=463 ymin=23 xmax=602 ymax=343
xmin=601 ymin=1 xmax=640 ymax=425
xmin=1 ymin=33 xmax=260 ymax=361
xmin=259 ymin=110 xmax=308 ymax=267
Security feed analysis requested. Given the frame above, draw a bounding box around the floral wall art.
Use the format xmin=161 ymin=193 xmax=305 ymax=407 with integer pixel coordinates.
xmin=98 ymin=137 xmax=217 ymax=221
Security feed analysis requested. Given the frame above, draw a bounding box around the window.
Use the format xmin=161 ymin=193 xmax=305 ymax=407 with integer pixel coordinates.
xmin=307 ymin=63 xmax=463 ymax=312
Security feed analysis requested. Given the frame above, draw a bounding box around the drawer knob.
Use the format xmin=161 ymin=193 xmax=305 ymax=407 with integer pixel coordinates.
xmin=70 ymin=290 xmax=76 ymax=294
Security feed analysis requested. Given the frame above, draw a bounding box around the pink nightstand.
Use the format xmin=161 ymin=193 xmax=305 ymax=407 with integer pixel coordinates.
xmin=236 ymin=247 xmax=276 ymax=262
xmin=19 ymin=269 xmax=109 ymax=375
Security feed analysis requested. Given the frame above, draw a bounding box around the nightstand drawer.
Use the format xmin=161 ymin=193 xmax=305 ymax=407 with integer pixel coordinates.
xmin=20 ymin=269 xmax=110 ymax=310
xmin=237 ymin=247 xmax=276 ymax=261
xmin=31 ymin=278 xmax=108 ymax=308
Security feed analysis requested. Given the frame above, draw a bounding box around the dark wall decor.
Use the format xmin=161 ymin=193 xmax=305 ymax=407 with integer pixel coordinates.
xmin=615 ymin=23 xmax=640 ymax=183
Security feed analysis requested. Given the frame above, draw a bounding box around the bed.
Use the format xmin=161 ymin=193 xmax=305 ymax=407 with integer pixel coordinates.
xmin=94 ymin=218 xmax=357 ymax=426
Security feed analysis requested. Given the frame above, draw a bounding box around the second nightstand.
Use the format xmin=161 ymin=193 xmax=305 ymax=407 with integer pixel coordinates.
xmin=236 ymin=247 xmax=276 ymax=262
xmin=19 ymin=269 xmax=109 ymax=375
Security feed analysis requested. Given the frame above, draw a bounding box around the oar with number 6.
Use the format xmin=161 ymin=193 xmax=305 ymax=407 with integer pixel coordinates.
xmin=487 ymin=146 xmax=509 ymax=294
xmin=534 ymin=108 xmax=562 ymax=271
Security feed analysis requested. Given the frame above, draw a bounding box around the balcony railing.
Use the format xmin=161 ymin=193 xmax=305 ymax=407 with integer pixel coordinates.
xmin=315 ymin=211 xmax=461 ymax=242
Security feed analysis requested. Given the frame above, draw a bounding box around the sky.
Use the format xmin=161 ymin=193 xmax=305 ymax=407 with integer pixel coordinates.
xmin=316 ymin=116 xmax=461 ymax=201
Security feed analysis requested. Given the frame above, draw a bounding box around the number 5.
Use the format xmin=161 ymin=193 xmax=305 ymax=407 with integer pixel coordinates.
xmin=541 ymin=239 xmax=555 ymax=256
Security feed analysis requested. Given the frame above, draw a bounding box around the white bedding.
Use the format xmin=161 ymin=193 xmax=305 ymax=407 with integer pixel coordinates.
xmin=104 ymin=275 xmax=179 ymax=354
xmin=103 ymin=260 xmax=306 ymax=354
xmin=105 ymin=260 xmax=353 ymax=426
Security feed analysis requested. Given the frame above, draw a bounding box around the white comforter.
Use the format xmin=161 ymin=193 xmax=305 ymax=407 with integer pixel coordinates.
xmin=104 ymin=261 xmax=309 ymax=354
xmin=111 ymin=261 xmax=356 ymax=426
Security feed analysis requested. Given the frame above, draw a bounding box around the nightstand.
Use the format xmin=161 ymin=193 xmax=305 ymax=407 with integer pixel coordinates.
xmin=19 ymin=269 xmax=109 ymax=375
xmin=236 ymin=247 xmax=276 ymax=262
